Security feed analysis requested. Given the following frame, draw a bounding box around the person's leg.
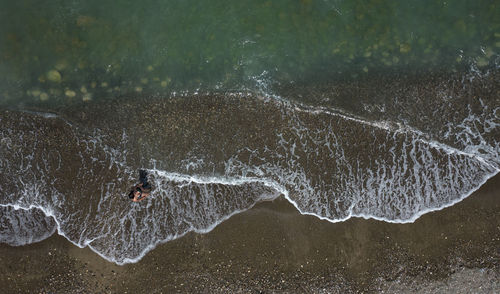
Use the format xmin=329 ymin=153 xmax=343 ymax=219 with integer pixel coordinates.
xmin=138 ymin=169 xmax=152 ymax=189
xmin=139 ymin=169 xmax=148 ymax=182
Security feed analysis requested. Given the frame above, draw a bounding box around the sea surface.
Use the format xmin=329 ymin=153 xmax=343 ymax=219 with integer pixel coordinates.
xmin=0 ymin=0 xmax=499 ymax=264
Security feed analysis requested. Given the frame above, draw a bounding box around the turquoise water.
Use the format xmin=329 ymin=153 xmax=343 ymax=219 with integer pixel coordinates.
xmin=0 ymin=0 xmax=498 ymax=106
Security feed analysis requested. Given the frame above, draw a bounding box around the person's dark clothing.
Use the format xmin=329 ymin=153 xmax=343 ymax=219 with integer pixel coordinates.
xmin=128 ymin=170 xmax=152 ymax=199
xmin=138 ymin=169 xmax=152 ymax=190
xmin=128 ymin=190 xmax=135 ymax=199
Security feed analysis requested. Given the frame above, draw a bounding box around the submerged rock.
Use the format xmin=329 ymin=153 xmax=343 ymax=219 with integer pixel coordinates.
xmin=47 ymin=70 xmax=62 ymax=83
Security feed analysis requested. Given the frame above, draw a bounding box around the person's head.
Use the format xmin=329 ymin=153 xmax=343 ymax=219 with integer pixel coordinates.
xmin=134 ymin=186 xmax=142 ymax=198
xmin=129 ymin=186 xmax=143 ymax=199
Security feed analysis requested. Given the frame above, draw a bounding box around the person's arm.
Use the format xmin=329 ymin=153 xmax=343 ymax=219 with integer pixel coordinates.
xmin=131 ymin=183 xmax=143 ymax=202
xmin=130 ymin=183 xmax=152 ymax=202
xmin=132 ymin=189 xmax=150 ymax=202
xmin=136 ymin=192 xmax=150 ymax=201
xmin=134 ymin=194 xmax=149 ymax=202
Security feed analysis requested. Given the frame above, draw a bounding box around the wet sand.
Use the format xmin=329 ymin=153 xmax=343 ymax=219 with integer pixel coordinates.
xmin=1 ymin=173 xmax=499 ymax=293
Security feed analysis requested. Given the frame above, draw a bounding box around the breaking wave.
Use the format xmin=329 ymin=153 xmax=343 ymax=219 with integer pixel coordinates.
xmin=0 ymin=70 xmax=498 ymax=264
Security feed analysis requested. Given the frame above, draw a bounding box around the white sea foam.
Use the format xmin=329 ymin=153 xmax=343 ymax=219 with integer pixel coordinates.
xmin=0 ymin=82 xmax=498 ymax=264
xmin=0 ymin=205 xmax=57 ymax=246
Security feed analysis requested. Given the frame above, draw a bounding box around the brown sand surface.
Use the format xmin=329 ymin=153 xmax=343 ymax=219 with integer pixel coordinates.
xmin=1 ymin=173 xmax=499 ymax=294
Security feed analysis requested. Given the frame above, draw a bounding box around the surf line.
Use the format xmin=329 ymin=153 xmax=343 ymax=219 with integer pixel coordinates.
xmin=0 ymin=171 xmax=289 ymax=265
xmin=152 ymin=169 xmax=288 ymax=195
xmin=151 ymin=160 xmax=500 ymax=225
xmin=0 ymin=202 xmax=131 ymax=265
xmin=264 ymin=94 xmax=499 ymax=170
xmin=109 ymin=165 xmax=497 ymax=265
xmin=0 ymin=203 xmax=101 ymax=248
xmin=2 ymin=166 xmax=498 ymax=265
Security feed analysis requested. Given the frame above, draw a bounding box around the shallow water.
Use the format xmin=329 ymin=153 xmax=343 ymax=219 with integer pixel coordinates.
xmin=0 ymin=0 xmax=499 ymax=264
xmin=1 ymin=0 xmax=498 ymax=106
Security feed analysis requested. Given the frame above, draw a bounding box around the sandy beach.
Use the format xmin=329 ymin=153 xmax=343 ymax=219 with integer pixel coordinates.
xmin=0 ymin=1 xmax=498 ymax=293
xmin=1 ymin=173 xmax=498 ymax=293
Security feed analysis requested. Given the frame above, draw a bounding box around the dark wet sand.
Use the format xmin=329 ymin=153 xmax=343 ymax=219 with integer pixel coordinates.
xmin=1 ymin=173 xmax=499 ymax=293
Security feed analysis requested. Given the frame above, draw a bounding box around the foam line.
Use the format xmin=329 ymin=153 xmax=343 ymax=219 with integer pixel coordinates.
xmin=283 ymin=170 xmax=499 ymax=224
xmin=18 ymin=110 xmax=59 ymax=119
xmin=2 ymin=140 xmax=498 ymax=263
xmin=273 ymin=96 xmax=497 ymax=167
xmin=0 ymin=203 xmax=78 ymax=248
xmin=1 ymin=85 xmax=498 ymax=265
xmin=3 ymin=166 xmax=498 ymax=265
xmin=152 ymin=169 xmax=288 ymax=194
xmin=103 ymin=193 xmax=276 ymax=265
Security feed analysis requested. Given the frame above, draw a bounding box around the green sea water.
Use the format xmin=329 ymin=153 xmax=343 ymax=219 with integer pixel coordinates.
xmin=0 ymin=0 xmax=499 ymax=107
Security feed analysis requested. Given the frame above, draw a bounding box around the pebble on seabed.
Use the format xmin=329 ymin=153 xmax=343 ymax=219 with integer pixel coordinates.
xmin=161 ymin=78 xmax=171 ymax=87
xmin=82 ymin=93 xmax=92 ymax=102
xmin=484 ymin=47 xmax=494 ymax=58
xmin=31 ymin=90 xmax=41 ymax=97
xmin=476 ymin=57 xmax=489 ymax=67
xmin=399 ymin=43 xmax=411 ymax=53
xmin=65 ymin=90 xmax=76 ymax=98
xmin=47 ymin=70 xmax=62 ymax=83
xmin=55 ymin=61 xmax=67 ymax=71
xmin=40 ymin=93 xmax=49 ymax=101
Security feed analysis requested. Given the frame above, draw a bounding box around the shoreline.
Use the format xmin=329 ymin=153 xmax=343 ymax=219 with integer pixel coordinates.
xmin=2 ymin=173 xmax=499 ymax=293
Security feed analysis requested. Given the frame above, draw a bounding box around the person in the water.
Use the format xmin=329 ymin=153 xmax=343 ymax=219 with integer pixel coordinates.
xmin=128 ymin=170 xmax=153 ymax=202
